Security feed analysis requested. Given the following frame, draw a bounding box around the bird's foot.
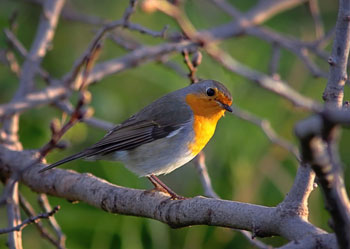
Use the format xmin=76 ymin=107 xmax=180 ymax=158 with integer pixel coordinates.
xmin=147 ymin=174 xmax=186 ymax=200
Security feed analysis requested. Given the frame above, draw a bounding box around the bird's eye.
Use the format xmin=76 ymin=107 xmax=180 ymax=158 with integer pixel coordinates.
xmin=206 ymin=88 xmax=215 ymax=96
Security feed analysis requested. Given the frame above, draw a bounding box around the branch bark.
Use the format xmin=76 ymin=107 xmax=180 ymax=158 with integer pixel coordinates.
xmin=295 ymin=115 xmax=350 ymax=249
xmin=0 ymin=145 xmax=329 ymax=244
xmin=0 ymin=0 xmax=346 ymax=248
xmin=322 ymin=0 xmax=350 ymax=107
xmin=1 ymin=0 xmax=65 ymax=149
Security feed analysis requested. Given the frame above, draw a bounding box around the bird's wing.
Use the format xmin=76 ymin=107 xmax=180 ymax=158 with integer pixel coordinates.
xmin=86 ymin=119 xmax=186 ymax=155
xmin=39 ymin=95 xmax=193 ymax=172
xmin=86 ymin=92 xmax=193 ymax=155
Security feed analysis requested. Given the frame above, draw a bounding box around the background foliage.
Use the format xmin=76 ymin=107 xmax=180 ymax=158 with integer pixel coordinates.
xmin=0 ymin=0 xmax=346 ymax=248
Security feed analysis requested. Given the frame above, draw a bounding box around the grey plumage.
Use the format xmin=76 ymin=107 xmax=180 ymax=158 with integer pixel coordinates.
xmin=39 ymin=80 xmax=232 ymax=176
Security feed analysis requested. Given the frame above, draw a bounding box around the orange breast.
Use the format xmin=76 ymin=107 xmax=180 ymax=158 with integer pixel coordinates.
xmin=185 ymin=94 xmax=225 ymax=155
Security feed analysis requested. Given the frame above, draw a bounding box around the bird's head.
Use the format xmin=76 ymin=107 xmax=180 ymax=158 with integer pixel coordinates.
xmin=184 ymin=80 xmax=233 ymax=117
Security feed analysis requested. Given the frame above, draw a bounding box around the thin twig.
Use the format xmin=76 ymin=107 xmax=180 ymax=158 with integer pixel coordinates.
xmin=19 ymin=194 xmax=65 ymax=249
xmin=38 ymin=194 xmax=66 ymax=248
xmin=121 ymin=0 xmax=137 ymax=25
xmin=146 ymin=0 xmax=322 ymax=111
xmin=1 ymin=0 xmax=65 ymax=149
xmin=0 ymin=206 xmax=60 ymax=234
xmin=4 ymin=28 xmax=54 ymax=84
xmin=239 ymin=230 xmax=274 ymax=249
xmin=211 ymin=0 xmax=328 ymax=78
xmin=268 ymin=43 xmax=281 ymax=79
xmin=194 ymin=152 xmax=219 ymax=198
xmin=230 ymin=107 xmax=300 ymax=161
xmin=205 ymin=44 xmax=321 ymax=111
xmin=308 ymin=0 xmax=324 ymax=39
xmin=39 ymin=44 xmax=101 ymax=159
xmin=182 ymin=49 xmax=201 ymax=84
xmin=55 ymin=100 xmax=114 ymax=131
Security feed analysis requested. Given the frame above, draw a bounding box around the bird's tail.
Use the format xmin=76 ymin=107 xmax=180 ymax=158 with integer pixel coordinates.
xmin=38 ymin=151 xmax=87 ymax=173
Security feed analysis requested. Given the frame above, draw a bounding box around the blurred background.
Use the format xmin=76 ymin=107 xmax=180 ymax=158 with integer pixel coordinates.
xmin=0 ymin=0 xmax=347 ymax=248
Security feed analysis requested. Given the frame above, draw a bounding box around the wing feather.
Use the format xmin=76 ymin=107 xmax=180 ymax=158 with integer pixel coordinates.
xmin=39 ymin=92 xmax=193 ymax=172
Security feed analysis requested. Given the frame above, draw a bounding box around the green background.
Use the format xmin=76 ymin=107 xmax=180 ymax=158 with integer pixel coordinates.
xmin=0 ymin=0 xmax=347 ymax=248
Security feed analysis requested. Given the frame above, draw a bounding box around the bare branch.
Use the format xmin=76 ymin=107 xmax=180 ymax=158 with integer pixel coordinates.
xmin=38 ymin=194 xmax=66 ymax=248
xmin=88 ymin=40 xmax=192 ymax=83
xmin=1 ymin=0 xmax=65 ymax=149
xmin=19 ymin=194 xmax=65 ymax=249
xmin=193 ymin=152 xmax=219 ymax=199
xmin=208 ymin=0 xmax=310 ymax=40
xmin=182 ymin=49 xmax=202 ymax=84
xmin=55 ymin=100 xmax=114 ymax=131
xmin=0 ymin=145 xmax=329 ymax=243
xmin=295 ymin=115 xmax=350 ymax=248
xmin=39 ymin=88 xmax=93 ymax=158
xmin=0 ymin=0 xmax=346 ymax=248
xmin=211 ymin=0 xmax=328 ymax=78
xmin=322 ymin=0 xmax=350 ymax=107
xmin=239 ymin=230 xmax=273 ymax=249
xmin=308 ymin=0 xmax=324 ymax=39
xmin=6 ymin=178 xmax=22 ymax=249
xmin=244 ymin=26 xmax=328 ymax=78
xmin=3 ymin=28 xmax=56 ymax=84
xmin=0 ymin=85 xmax=68 ymax=117
xmin=278 ymin=165 xmax=315 ymax=219
xmin=121 ymin=0 xmax=137 ymax=24
xmin=206 ymin=45 xmax=321 ymax=111
xmin=15 ymin=0 xmax=65 ymax=96
xmin=1 ymin=205 xmax=60 ymax=234
xmin=268 ymin=44 xmax=281 ymax=79
xmin=279 ymin=233 xmax=337 ymax=249
xmin=4 ymin=29 xmax=27 ymax=58
xmin=1 ymin=50 xmax=21 ymax=77
xmin=230 ymin=107 xmax=300 ymax=161
xmin=0 ymin=0 xmax=322 ymax=119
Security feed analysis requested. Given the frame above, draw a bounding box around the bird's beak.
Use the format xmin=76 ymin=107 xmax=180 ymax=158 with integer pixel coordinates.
xmin=223 ymin=104 xmax=233 ymax=112
xmin=216 ymin=101 xmax=233 ymax=112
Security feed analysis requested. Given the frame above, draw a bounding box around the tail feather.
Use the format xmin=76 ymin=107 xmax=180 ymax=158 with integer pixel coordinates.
xmin=38 ymin=151 xmax=87 ymax=173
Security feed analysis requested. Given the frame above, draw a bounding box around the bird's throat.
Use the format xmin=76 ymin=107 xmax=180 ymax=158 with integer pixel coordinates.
xmin=185 ymin=94 xmax=225 ymax=155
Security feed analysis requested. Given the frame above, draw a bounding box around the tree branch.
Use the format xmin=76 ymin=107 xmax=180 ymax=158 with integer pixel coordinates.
xmin=0 ymin=206 xmax=60 ymax=234
xmin=38 ymin=194 xmax=66 ymax=248
xmin=19 ymin=194 xmax=65 ymax=249
xmin=5 ymin=178 xmax=22 ymax=249
xmin=0 ymin=145 xmax=328 ymax=243
xmin=1 ymin=0 xmax=65 ymax=149
xmin=295 ymin=115 xmax=350 ymax=249
xmin=230 ymin=107 xmax=300 ymax=161
xmin=322 ymin=0 xmax=350 ymax=107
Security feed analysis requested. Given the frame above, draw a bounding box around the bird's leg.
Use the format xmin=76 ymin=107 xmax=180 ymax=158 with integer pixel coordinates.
xmin=147 ymin=174 xmax=185 ymax=200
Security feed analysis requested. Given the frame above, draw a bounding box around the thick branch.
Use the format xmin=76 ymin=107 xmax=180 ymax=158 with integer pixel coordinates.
xmin=5 ymin=179 xmax=22 ymax=249
xmin=322 ymin=0 xmax=350 ymax=107
xmin=295 ymin=115 xmax=350 ymax=249
xmin=279 ymin=233 xmax=337 ymax=249
xmin=0 ymin=145 xmax=328 ymax=243
xmin=278 ymin=165 xmax=315 ymax=220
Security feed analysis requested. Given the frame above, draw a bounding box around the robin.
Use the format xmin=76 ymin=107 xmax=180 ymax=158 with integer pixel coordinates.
xmin=40 ymin=80 xmax=233 ymax=199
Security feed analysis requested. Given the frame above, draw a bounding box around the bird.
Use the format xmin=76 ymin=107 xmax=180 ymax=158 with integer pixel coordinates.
xmin=39 ymin=80 xmax=233 ymax=199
